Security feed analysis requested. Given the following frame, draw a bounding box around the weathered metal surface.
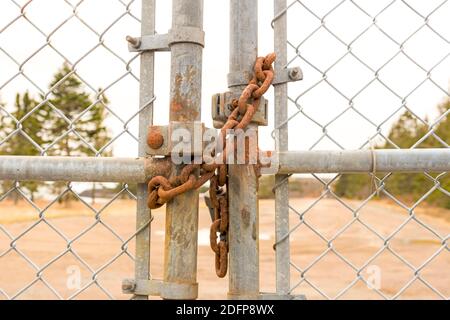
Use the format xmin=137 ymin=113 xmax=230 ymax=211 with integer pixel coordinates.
xmin=160 ymin=281 xmax=198 ymax=300
xmin=0 ymin=156 xmax=149 ymax=182
xmin=2 ymin=149 xmax=446 ymax=183
xmin=168 ymin=26 xmax=205 ymax=47
xmin=211 ymin=92 xmax=268 ymax=128
xmin=146 ymin=122 xmax=205 ymax=156
xmin=127 ymin=27 xmax=204 ymax=53
xmin=147 ymin=127 xmax=164 ymax=149
xmin=122 ymin=279 xmax=162 ymax=296
xmin=127 ymin=33 xmax=170 ymax=52
xmin=122 ymin=278 xmax=197 ymax=299
xmin=134 ymin=0 xmax=156 ymax=301
xmin=273 ymin=0 xmax=290 ymax=296
xmin=228 ymin=0 xmax=260 ymax=299
xmin=162 ymin=0 xmax=203 ymax=300
xmin=228 ymin=163 xmax=260 ymax=298
xmin=277 ymin=149 xmax=450 ymax=174
xmin=258 ymin=293 xmax=306 ymax=300
xmin=126 ymin=35 xmax=141 ymax=49
xmin=227 ymin=66 xmax=302 ymax=87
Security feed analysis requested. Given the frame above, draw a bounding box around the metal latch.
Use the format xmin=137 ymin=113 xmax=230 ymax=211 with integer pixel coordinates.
xmin=211 ymin=91 xmax=269 ymax=128
xmin=146 ymin=121 xmax=205 ymax=156
xmin=127 ymin=26 xmax=205 ymax=52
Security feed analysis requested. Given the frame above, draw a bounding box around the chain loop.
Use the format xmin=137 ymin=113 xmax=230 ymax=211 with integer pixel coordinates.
xmin=146 ymin=53 xmax=276 ymax=277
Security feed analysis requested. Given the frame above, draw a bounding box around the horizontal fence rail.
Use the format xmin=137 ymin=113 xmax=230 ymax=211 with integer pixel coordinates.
xmin=278 ymin=149 xmax=450 ymax=174
xmin=1 ymin=147 xmax=449 ymax=182
xmin=0 ymin=156 xmax=170 ymax=182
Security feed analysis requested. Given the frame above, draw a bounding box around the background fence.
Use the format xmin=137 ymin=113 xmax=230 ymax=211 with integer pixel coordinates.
xmin=0 ymin=0 xmax=143 ymax=299
xmin=0 ymin=0 xmax=449 ymax=300
xmin=273 ymin=0 xmax=450 ymax=299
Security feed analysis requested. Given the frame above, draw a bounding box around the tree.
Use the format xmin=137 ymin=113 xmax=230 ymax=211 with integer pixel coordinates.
xmin=0 ymin=92 xmax=45 ymax=202
xmin=42 ymin=63 xmax=112 ymax=205
xmin=334 ymin=97 xmax=450 ymax=208
xmin=384 ymin=111 xmax=427 ymax=149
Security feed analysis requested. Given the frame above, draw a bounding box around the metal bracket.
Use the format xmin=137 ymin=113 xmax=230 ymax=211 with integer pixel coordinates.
xmin=122 ymin=279 xmax=198 ymax=300
xmin=211 ymin=91 xmax=268 ymax=128
xmin=227 ymin=66 xmax=303 ymax=88
xmin=258 ymin=292 xmax=306 ymax=300
xmin=127 ymin=27 xmax=205 ymax=52
xmin=146 ymin=121 xmax=205 ymax=156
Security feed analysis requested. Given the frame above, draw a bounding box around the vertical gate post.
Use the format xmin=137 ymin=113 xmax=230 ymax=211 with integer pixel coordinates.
xmin=134 ymin=0 xmax=156 ymax=300
xmin=227 ymin=0 xmax=260 ymax=299
xmin=162 ymin=0 xmax=204 ymax=300
xmin=273 ymin=0 xmax=290 ymax=295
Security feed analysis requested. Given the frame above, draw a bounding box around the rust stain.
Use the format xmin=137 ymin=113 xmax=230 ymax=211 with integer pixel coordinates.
xmin=241 ymin=207 xmax=250 ymax=227
xmin=170 ymin=101 xmax=183 ymax=113
xmin=147 ymin=127 xmax=164 ymax=149
xmin=170 ymin=66 xmax=199 ymax=121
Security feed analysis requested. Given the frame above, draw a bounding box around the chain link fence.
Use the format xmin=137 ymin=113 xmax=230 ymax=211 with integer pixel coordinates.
xmin=0 ymin=0 xmax=449 ymax=300
xmin=0 ymin=0 xmax=143 ymax=299
xmin=272 ymin=0 xmax=449 ymax=299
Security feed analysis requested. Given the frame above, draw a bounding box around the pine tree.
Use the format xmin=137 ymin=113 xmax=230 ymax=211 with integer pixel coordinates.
xmin=42 ymin=63 xmax=112 ymax=204
xmin=0 ymin=92 xmax=45 ymax=201
xmin=385 ymin=111 xmax=426 ymax=149
xmin=334 ymin=97 xmax=450 ymax=208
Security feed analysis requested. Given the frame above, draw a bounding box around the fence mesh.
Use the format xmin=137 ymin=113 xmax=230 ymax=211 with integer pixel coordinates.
xmin=273 ymin=0 xmax=449 ymax=299
xmin=0 ymin=0 xmax=449 ymax=300
xmin=0 ymin=0 xmax=143 ymax=299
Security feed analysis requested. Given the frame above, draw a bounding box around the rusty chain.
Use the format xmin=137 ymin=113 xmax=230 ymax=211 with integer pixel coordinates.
xmin=146 ymin=53 xmax=276 ymax=277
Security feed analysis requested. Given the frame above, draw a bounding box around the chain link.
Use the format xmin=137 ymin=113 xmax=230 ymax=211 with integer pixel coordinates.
xmin=147 ymin=53 xmax=276 ymax=277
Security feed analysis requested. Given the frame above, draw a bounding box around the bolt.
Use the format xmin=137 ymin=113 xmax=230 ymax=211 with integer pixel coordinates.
xmin=122 ymin=279 xmax=136 ymax=292
xmin=147 ymin=128 xmax=164 ymax=149
xmin=288 ymin=67 xmax=301 ymax=80
xmin=126 ymin=35 xmax=141 ymax=48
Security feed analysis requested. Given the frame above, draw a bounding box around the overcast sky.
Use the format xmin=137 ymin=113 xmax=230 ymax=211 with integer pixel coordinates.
xmin=0 ymin=0 xmax=449 ymax=157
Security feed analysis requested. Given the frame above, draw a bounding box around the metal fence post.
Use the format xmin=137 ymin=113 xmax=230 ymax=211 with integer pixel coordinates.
xmin=162 ymin=0 xmax=203 ymax=300
xmin=227 ymin=0 xmax=260 ymax=299
xmin=273 ymin=0 xmax=290 ymax=295
xmin=134 ymin=0 xmax=156 ymax=301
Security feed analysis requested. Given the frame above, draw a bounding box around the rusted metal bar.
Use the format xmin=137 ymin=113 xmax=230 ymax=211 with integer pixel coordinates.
xmin=227 ymin=0 xmax=260 ymax=300
xmin=0 ymin=156 xmax=170 ymax=183
xmin=273 ymin=0 xmax=290 ymax=296
xmin=162 ymin=0 xmax=203 ymax=300
xmin=134 ymin=0 xmax=156 ymax=300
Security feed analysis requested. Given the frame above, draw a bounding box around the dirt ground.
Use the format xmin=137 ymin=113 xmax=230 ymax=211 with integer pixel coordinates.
xmin=0 ymin=197 xmax=449 ymax=300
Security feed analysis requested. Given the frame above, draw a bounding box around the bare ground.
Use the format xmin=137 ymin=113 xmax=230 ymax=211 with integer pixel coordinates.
xmin=0 ymin=197 xmax=449 ymax=300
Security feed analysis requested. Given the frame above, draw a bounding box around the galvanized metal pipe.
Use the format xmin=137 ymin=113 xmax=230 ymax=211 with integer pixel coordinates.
xmin=273 ymin=0 xmax=290 ymax=296
xmin=277 ymin=149 xmax=450 ymax=174
xmin=227 ymin=0 xmax=260 ymax=300
xmin=0 ymin=156 xmax=166 ymax=182
xmin=134 ymin=0 xmax=156 ymax=300
xmin=1 ymin=149 xmax=447 ymax=183
xmin=162 ymin=0 xmax=203 ymax=300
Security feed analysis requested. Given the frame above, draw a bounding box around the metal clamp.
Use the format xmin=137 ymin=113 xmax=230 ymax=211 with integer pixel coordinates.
xmin=258 ymin=292 xmax=306 ymax=300
xmin=122 ymin=279 xmax=198 ymax=300
xmin=127 ymin=27 xmax=205 ymax=52
xmin=226 ymin=292 xmax=306 ymax=300
xmin=168 ymin=27 xmax=205 ymax=47
xmin=227 ymin=66 xmax=302 ymax=88
xmin=211 ymin=91 xmax=268 ymax=128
